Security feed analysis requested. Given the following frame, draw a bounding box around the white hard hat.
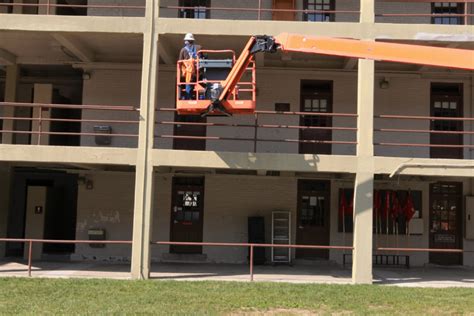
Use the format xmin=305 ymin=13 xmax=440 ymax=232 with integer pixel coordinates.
xmin=184 ymin=33 xmax=195 ymax=41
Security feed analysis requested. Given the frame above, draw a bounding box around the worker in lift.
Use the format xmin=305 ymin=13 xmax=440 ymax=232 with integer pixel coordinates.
xmin=179 ymin=33 xmax=202 ymax=100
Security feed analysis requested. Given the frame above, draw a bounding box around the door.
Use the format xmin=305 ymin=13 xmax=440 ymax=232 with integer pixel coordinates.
xmin=272 ymin=0 xmax=295 ymax=21
xmin=173 ymin=114 xmax=207 ymax=150
xmin=430 ymin=83 xmax=463 ymax=159
xmin=170 ymin=177 xmax=205 ymax=254
xmin=296 ymin=180 xmax=330 ymax=259
xmin=299 ymin=80 xmax=333 ymax=154
xmin=429 ymin=182 xmax=463 ymax=265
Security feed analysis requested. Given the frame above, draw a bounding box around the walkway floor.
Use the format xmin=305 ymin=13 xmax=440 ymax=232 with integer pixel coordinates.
xmin=1 ymin=260 xmax=473 ymax=288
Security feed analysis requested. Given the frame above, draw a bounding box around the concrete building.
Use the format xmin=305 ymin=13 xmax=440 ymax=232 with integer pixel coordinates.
xmin=0 ymin=0 xmax=473 ymax=284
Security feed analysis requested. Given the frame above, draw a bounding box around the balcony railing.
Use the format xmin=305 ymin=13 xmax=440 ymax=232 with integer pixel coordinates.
xmin=0 ymin=101 xmax=140 ymax=148
xmin=155 ymin=108 xmax=358 ymax=154
xmin=375 ymin=113 xmax=474 ymax=159
xmin=0 ymin=2 xmax=146 ymax=17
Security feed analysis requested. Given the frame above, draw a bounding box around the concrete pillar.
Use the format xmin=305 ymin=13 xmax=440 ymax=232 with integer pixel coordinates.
xmin=38 ymin=0 xmax=57 ymax=15
xmin=360 ymin=0 xmax=375 ymax=23
xmin=31 ymin=84 xmax=53 ymax=146
xmin=352 ymin=59 xmax=375 ymax=284
xmin=2 ymin=65 xmax=19 ymax=144
xmin=131 ymin=0 xmax=159 ymax=280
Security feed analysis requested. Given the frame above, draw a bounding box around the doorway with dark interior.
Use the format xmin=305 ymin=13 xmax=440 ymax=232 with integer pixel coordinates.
xmin=5 ymin=169 xmax=78 ymax=259
xmin=296 ymin=179 xmax=331 ymax=259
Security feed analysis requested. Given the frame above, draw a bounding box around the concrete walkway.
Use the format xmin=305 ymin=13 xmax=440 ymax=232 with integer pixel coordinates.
xmin=1 ymin=260 xmax=473 ymax=287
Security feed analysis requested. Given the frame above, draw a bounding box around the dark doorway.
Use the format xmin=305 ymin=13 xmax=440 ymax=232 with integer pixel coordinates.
xmin=296 ymin=180 xmax=330 ymax=259
xmin=6 ymin=169 xmax=78 ymax=257
xmin=49 ymin=89 xmax=82 ymax=146
xmin=299 ymin=80 xmax=333 ymax=154
xmin=429 ymin=182 xmax=463 ymax=265
xmin=173 ymin=114 xmax=207 ymax=150
xmin=56 ymin=0 xmax=88 ymax=15
xmin=170 ymin=177 xmax=205 ymax=254
xmin=430 ymin=83 xmax=463 ymax=159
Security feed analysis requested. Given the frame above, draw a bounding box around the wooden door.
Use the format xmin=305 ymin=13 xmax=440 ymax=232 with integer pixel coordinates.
xmin=173 ymin=114 xmax=207 ymax=150
xmin=299 ymin=80 xmax=333 ymax=154
xmin=170 ymin=177 xmax=205 ymax=254
xmin=430 ymin=83 xmax=463 ymax=159
xmin=272 ymin=0 xmax=295 ymax=21
xmin=296 ymin=180 xmax=330 ymax=259
xmin=429 ymin=182 xmax=463 ymax=265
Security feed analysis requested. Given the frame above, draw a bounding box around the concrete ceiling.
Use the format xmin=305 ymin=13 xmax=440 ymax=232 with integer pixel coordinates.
xmin=0 ymin=31 xmax=143 ymax=65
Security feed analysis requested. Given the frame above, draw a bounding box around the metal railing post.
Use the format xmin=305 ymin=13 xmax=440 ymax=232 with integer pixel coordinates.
xmin=249 ymin=244 xmax=254 ymax=281
xmin=257 ymin=0 xmax=262 ymax=20
xmin=47 ymin=0 xmax=51 ymax=15
xmin=27 ymin=240 xmax=33 ymax=277
xmin=37 ymin=106 xmax=42 ymax=145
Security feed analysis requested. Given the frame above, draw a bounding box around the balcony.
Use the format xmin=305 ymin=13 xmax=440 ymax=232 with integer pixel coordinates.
xmin=0 ymin=1 xmax=145 ymax=17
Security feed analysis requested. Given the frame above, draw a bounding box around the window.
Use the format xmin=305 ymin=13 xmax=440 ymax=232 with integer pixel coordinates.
xmin=179 ymin=0 xmax=210 ymax=19
xmin=304 ymin=0 xmax=334 ymax=22
xmin=432 ymin=2 xmax=464 ymax=25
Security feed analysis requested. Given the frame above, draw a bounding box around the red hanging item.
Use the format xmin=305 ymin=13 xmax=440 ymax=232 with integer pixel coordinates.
xmin=339 ymin=189 xmax=347 ymax=222
xmin=404 ymin=191 xmax=416 ymax=222
xmin=391 ymin=191 xmax=402 ymax=221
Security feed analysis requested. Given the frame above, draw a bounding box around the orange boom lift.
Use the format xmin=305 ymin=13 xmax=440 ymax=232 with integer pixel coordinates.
xmin=176 ymin=32 xmax=474 ymax=116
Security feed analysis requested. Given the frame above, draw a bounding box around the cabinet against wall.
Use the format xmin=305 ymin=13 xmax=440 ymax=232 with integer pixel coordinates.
xmin=271 ymin=211 xmax=291 ymax=263
xmin=272 ymin=0 xmax=296 ymax=21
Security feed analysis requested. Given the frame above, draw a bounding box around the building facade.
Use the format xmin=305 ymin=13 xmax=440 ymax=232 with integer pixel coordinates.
xmin=0 ymin=0 xmax=473 ymax=284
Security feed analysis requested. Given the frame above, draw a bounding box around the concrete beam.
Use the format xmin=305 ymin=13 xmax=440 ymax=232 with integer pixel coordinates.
xmin=342 ymin=58 xmax=357 ymax=70
xmin=52 ymin=34 xmax=95 ymax=63
xmin=0 ymin=15 xmax=145 ymax=34
xmin=157 ymin=37 xmax=175 ymax=65
xmin=0 ymin=49 xmax=17 ymax=66
xmin=0 ymin=145 xmax=137 ymax=166
xmin=152 ymin=150 xmax=358 ymax=174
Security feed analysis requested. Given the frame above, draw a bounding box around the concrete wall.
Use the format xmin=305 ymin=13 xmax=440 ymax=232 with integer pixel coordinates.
xmin=150 ymin=174 xmax=297 ymax=263
xmin=87 ymin=67 xmax=472 ymax=158
xmin=66 ymin=172 xmax=474 ymax=267
xmin=374 ymin=75 xmax=473 ymax=159
xmin=72 ymin=172 xmax=135 ymax=261
xmin=81 ymin=69 xmax=141 ymax=148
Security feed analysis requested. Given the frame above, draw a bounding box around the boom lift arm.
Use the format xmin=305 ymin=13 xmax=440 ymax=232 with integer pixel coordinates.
xmin=178 ymin=32 xmax=474 ymax=116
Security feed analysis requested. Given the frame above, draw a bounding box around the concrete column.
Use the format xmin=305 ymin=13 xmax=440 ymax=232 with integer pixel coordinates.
xmin=131 ymin=0 xmax=159 ymax=280
xmin=38 ymin=0 xmax=57 ymax=15
xmin=2 ymin=65 xmax=19 ymax=144
xmin=360 ymin=0 xmax=375 ymax=23
xmin=31 ymin=84 xmax=53 ymax=146
xmin=352 ymin=59 xmax=375 ymax=284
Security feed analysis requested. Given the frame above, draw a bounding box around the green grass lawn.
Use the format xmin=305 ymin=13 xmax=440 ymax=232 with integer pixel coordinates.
xmin=0 ymin=278 xmax=473 ymax=315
